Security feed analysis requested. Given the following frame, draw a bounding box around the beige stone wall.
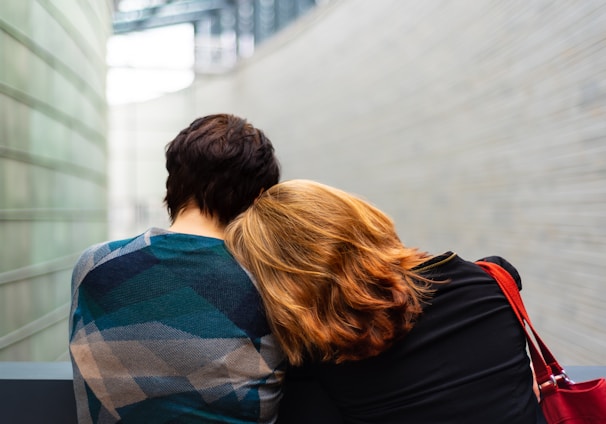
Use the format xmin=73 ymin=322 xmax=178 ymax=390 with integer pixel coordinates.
xmin=0 ymin=1 xmax=112 ymax=360
xmin=110 ymin=0 xmax=606 ymax=364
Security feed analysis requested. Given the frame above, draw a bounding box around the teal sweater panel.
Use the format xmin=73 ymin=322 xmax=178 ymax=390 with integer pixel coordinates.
xmin=69 ymin=228 xmax=285 ymax=424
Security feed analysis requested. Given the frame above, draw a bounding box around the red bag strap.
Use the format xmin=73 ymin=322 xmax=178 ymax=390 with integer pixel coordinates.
xmin=475 ymin=261 xmax=568 ymax=395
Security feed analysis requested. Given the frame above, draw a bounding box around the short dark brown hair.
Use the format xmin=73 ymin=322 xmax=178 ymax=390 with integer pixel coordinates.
xmin=164 ymin=114 xmax=280 ymax=226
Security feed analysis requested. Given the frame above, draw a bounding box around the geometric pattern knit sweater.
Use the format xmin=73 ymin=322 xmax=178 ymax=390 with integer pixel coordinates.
xmin=69 ymin=228 xmax=285 ymax=424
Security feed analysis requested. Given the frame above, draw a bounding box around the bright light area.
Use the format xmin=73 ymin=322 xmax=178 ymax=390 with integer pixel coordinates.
xmin=106 ymin=24 xmax=195 ymax=105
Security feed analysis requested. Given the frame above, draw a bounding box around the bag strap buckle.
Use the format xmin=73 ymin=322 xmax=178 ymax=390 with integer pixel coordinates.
xmin=539 ymin=371 xmax=574 ymax=396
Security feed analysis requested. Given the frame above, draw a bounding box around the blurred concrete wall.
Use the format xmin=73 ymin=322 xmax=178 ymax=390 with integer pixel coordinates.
xmin=110 ymin=0 xmax=606 ymax=364
xmin=0 ymin=1 xmax=112 ymax=360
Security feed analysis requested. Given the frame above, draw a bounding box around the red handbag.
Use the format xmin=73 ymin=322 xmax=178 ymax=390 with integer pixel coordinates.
xmin=476 ymin=261 xmax=606 ymax=424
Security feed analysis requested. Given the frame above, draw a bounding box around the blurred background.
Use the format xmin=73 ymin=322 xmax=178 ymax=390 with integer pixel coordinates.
xmin=0 ymin=0 xmax=604 ymax=365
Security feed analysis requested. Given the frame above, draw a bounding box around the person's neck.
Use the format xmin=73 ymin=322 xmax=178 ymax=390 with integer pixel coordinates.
xmin=168 ymin=207 xmax=225 ymax=239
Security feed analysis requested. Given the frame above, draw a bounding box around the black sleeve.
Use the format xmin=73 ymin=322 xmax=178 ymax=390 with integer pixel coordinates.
xmin=477 ymin=255 xmax=523 ymax=290
xmin=276 ymin=364 xmax=344 ymax=424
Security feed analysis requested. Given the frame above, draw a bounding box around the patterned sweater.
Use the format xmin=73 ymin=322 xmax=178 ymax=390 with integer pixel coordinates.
xmin=69 ymin=228 xmax=285 ymax=424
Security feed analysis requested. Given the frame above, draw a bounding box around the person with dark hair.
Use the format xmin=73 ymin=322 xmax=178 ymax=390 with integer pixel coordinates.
xmin=225 ymin=179 xmax=544 ymax=424
xmin=69 ymin=114 xmax=284 ymax=424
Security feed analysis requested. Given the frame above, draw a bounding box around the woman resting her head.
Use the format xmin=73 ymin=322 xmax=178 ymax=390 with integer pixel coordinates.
xmin=225 ymin=180 xmax=543 ymax=424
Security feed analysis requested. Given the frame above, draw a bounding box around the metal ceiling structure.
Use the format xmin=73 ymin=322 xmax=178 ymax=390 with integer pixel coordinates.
xmin=112 ymin=0 xmax=231 ymax=35
xmin=112 ymin=0 xmax=320 ymax=71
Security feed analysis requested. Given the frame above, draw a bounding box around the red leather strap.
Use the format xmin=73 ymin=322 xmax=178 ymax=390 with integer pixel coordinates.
xmin=476 ymin=261 xmax=564 ymax=394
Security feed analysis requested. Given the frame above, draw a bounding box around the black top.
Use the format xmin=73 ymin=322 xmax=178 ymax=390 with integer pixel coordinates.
xmin=277 ymin=253 xmax=542 ymax=424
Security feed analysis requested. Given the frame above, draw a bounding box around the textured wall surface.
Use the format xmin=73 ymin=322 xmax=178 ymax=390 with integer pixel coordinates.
xmin=0 ymin=1 xmax=112 ymax=360
xmin=110 ymin=0 xmax=606 ymax=364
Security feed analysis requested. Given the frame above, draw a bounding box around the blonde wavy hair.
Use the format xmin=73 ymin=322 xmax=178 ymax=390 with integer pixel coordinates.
xmin=224 ymin=180 xmax=434 ymax=366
